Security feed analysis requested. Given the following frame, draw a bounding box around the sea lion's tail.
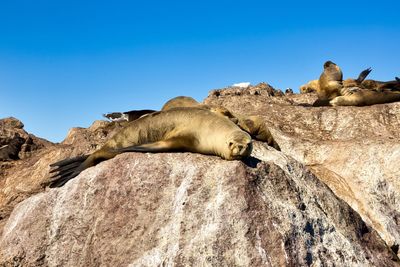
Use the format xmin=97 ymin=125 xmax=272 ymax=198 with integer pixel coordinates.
xmin=46 ymin=155 xmax=89 ymax=188
xmin=103 ymin=112 xmax=127 ymax=122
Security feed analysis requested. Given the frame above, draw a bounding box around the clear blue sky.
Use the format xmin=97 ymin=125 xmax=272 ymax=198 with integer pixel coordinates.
xmin=1 ymin=0 xmax=399 ymax=142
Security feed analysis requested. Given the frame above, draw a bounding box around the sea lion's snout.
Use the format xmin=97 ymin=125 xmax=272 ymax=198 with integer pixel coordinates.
xmin=228 ymin=136 xmax=253 ymax=160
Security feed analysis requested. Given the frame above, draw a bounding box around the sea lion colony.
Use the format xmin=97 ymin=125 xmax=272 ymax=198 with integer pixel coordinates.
xmin=300 ymin=61 xmax=400 ymax=106
xmin=48 ymin=61 xmax=400 ymax=187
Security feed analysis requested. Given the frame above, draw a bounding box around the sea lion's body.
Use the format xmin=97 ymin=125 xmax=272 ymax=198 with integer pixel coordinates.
xmin=162 ymin=96 xmax=199 ymax=110
xmin=48 ymin=107 xmax=252 ymax=187
xmin=317 ymin=61 xmax=343 ymax=102
xmin=330 ymin=90 xmax=400 ymax=106
xmin=104 ymin=96 xmax=278 ymax=148
xmin=314 ymin=62 xmax=400 ymax=106
xmin=360 ymin=79 xmax=400 ymax=91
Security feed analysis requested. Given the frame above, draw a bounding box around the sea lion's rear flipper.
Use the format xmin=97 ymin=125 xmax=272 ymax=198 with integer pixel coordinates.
xmin=123 ymin=109 xmax=157 ymax=121
xmin=46 ymin=155 xmax=89 ymax=188
xmin=356 ymin=67 xmax=372 ymax=83
xmin=103 ymin=109 xmax=157 ymax=122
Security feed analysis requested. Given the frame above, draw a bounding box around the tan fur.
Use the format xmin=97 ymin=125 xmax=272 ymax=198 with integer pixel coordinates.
xmin=317 ymin=61 xmax=343 ymax=101
xmin=330 ymin=90 xmax=400 ymax=106
xmin=300 ymin=80 xmax=319 ymax=93
xmin=160 ymin=96 xmax=277 ymax=148
xmin=360 ymin=79 xmax=400 ymax=91
xmin=48 ymin=108 xmax=252 ymax=187
xmin=161 ymin=96 xmax=200 ymax=110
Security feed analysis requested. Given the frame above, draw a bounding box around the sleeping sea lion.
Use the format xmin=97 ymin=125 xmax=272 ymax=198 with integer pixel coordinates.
xmin=330 ymin=90 xmax=400 ymax=106
xmin=47 ymin=107 xmax=252 ymax=187
xmin=360 ymin=79 xmax=400 ymax=91
xmin=300 ymin=79 xmax=319 ymax=94
xmin=103 ymin=96 xmax=279 ymax=149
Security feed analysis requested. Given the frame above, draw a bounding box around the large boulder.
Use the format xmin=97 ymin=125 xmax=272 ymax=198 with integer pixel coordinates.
xmin=0 ymin=144 xmax=396 ymax=266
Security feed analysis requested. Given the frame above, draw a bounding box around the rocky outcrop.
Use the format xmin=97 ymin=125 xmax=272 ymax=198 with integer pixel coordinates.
xmin=205 ymin=83 xmax=400 ymax=260
xmin=0 ymin=83 xmax=399 ymax=266
xmin=0 ymin=144 xmax=396 ymax=266
xmin=0 ymin=119 xmax=124 ymax=236
xmin=0 ymin=117 xmax=52 ymax=162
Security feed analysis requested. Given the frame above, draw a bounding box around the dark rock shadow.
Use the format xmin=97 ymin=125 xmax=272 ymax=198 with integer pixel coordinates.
xmin=242 ymin=156 xmax=261 ymax=168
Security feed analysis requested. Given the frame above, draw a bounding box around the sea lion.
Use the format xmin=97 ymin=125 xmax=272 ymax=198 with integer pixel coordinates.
xmin=103 ymin=109 xmax=156 ymax=122
xmin=315 ymin=61 xmax=343 ymax=105
xmin=300 ymin=79 xmax=319 ymax=94
xmin=47 ymin=107 xmax=253 ymax=187
xmin=342 ymin=67 xmax=372 ymax=88
xmin=314 ymin=62 xmax=377 ymax=106
xmin=360 ymin=79 xmax=400 ymax=91
xmin=301 ymin=67 xmax=372 ymax=94
xmin=330 ymin=90 xmax=400 ymax=106
xmin=342 ymin=67 xmax=400 ymax=91
xmin=103 ymin=96 xmax=278 ymax=149
xmin=102 ymin=97 xmax=206 ymax=122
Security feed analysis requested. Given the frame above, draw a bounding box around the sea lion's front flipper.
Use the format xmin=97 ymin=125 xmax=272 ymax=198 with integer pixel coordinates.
xmin=115 ymin=138 xmax=190 ymax=154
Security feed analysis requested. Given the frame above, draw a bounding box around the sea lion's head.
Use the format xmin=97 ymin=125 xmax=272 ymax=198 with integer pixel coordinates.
xmin=224 ymin=131 xmax=252 ymax=160
xmin=323 ymin=61 xmax=337 ymax=69
xmin=300 ymin=79 xmax=319 ymax=93
xmin=322 ymin=61 xmax=343 ymax=81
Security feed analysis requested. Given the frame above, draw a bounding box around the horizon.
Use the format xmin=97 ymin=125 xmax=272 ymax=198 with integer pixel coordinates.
xmin=1 ymin=0 xmax=400 ymax=142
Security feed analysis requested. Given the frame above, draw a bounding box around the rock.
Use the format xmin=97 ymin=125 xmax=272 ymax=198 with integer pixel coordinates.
xmin=0 ymin=145 xmax=396 ymax=266
xmin=209 ymin=82 xmax=284 ymax=98
xmin=205 ymin=86 xmax=400 ymax=259
xmin=0 ymin=117 xmax=52 ymax=161
xmin=1 ymin=84 xmax=400 ymax=265
xmin=0 ymin=119 xmax=124 ymax=236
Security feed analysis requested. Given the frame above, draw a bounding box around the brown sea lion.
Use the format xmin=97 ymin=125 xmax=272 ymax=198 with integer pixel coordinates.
xmin=343 ymin=67 xmax=400 ymax=91
xmin=342 ymin=67 xmax=372 ymax=88
xmin=313 ymin=62 xmax=377 ymax=106
xmin=330 ymin=90 xmax=400 ymax=106
xmin=103 ymin=96 xmax=278 ymax=149
xmin=360 ymin=79 xmax=400 ymax=91
xmin=47 ymin=107 xmax=253 ymax=187
xmin=300 ymin=79 xmax=319 ymax=94
xmin=301 ymin=67 xmax=372 ymax=94
xmin=314 ymin=61 xmax=344 ymax=106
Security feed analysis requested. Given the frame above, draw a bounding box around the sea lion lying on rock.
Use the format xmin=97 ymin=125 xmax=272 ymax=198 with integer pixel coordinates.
xmin=47 ymin=107 xmax=253 ymax=187
xmin=104 ymin=96 xmax=279 ymax=149
xmin=313 ymin=61 xmax=400 ymax=106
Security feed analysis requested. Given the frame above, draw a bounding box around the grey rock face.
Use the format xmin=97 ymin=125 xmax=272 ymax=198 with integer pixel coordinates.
xmin=0 ymin=146 xmax=396 ymax=266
